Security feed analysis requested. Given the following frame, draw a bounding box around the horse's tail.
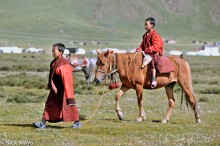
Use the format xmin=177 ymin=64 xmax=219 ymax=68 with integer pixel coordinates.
xmin=181 ymin=88 xmax=189 ymax=110
xmin=179 ymin=53 xmax=189 ymax=109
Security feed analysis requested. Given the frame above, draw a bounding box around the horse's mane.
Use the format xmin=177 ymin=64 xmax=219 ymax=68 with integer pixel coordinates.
xmin=116 ymin=52 xmax=142 ymax=78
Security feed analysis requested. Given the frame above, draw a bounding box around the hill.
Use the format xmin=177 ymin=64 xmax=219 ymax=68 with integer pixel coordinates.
xmin=0 ymin=0 xmax=219 ymax=49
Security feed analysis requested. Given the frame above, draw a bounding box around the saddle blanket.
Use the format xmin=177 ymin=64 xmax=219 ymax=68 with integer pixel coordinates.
xmin=155 ymin=55 xmax=175 ymax=74
xmin=69 ymin=57 xmax=88 ymax=67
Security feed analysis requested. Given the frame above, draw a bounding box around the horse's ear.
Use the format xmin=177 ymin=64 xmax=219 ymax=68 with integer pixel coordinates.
xmin=109 ymin=50 xmax=114 ymax=54
xmin=105 ymin=49 xmax=110 ymax=56
xmin=96 ymin=49 xmax=100 ymax=55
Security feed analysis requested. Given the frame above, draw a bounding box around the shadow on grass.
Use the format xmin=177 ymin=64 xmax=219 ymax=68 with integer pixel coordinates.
xmin=0 ymin=123 xmax=67 ymax=129
xmin=152 ymin=120 xmax=162 ymax=123
xmin=100 ymin=118 xmax=131 ymax=122
xmin=152 ymin=120 xmax=176 ymax=124
xmin=79 ymin=115 xmax=87 ymax=120
xmin=44 ymin=125 xmax=66 ymax=129
xmin=1 ymin=123 xmax=33 ymax=127
xmin=79 ymin=115 xmax=131 ymax=123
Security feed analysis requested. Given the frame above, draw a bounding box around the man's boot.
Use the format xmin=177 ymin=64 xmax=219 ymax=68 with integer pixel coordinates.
xmin=151 ymin=77 xmax=157 ymax=88
xmin=33 ymin=119 xmax=46 ymax=129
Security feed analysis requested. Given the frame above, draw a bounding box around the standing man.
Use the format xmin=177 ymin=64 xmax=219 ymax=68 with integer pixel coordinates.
xmin=33 ymin=43 xmax=81 ymax=128
xmin=136 ymin=17 xmax=164 ymax=88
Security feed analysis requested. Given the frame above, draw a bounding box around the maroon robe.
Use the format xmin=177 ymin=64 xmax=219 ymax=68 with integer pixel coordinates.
xmin=42 ymin=56 xmax=79 ymax=122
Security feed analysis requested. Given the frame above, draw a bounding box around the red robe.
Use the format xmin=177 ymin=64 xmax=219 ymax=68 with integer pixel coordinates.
xmin=43 ymin=56 xmax=79 ymax=122
xmin=136 ymin=29 xmax=164 ymax=55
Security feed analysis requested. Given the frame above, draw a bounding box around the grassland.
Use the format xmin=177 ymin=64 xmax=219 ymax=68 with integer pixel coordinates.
xmin=0 ymin=1 xmax=220 ymax=145
xmin=0 ymin=53 xmax=219 ymax=145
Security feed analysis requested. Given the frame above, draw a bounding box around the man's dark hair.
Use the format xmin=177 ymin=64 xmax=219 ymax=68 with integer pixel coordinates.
xmin=53 ymin=43 xmax=65 ymax=53
xmin=145 ymin=17 xmax=156 ymax=28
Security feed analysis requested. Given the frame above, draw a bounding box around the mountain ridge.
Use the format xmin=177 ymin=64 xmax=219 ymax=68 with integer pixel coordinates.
xmin=0 ymin=0 xmax=219 ymax=48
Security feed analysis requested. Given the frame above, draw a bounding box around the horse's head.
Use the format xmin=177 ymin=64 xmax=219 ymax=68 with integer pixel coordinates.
xmin=94 ymin=49 xmax=114 ymax=84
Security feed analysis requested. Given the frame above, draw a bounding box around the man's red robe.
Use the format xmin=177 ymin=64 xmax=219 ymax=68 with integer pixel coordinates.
xmin=136 ymin=29 xmax=164 ymax=55
xmin=43 ymin=56 xmax=79 ymax=122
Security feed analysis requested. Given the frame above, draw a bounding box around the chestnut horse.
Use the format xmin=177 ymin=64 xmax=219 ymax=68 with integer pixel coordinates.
xmin=94 ymin=50 xmax=201 ymax=123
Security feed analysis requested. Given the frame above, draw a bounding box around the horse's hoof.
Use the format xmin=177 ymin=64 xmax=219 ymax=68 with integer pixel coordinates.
xmin=196 ymin=119 xmax=201 ymax=123
xmin=142 ymin=115 xmax=146 ymax=120
xmin=117 ymin=111 xmax=124 ymax=120
xmin=161 ymin=118 xmax=169 ymax=124
xmin=136 ymin=117 xmax=143 ymax=122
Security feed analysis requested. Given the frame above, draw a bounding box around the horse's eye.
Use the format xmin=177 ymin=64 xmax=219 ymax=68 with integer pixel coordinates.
xmin=99 ymin=62 xmax=105 ymax=66
xmin=97 ymin=60 xmax=105 ymax=66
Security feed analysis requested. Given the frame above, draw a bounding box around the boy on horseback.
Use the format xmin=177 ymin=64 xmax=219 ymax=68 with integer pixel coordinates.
xmin=136 ymin=17 xmax=164 ymax=88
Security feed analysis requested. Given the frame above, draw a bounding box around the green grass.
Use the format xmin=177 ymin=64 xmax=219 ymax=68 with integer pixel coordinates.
xmin=0 ymin=91 xmax=219 ymax=145
xmin=0 ymin=53 xmax=50 ymax=72
xmin=0 ymin=1 xmax=220 ymax=144
xmin=0 ymin=54 xmax=219 ymax=145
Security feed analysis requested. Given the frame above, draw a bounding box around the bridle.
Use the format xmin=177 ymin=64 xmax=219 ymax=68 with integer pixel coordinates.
xmin=96 ymin=51 xmax=142 ymax=82
xmin=96 ymin=53 xmax=117 ymax=80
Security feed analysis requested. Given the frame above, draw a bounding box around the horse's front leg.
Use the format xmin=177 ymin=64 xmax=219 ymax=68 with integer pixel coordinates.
xmin=115 ymin=85 xmax=129 ymax=120
xmin=135 ymin=84 xmax=146 ymax=122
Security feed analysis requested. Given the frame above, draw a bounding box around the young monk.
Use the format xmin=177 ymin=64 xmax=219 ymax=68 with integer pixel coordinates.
xmin=136 ymin=17 xmax=164 ymax=88
xmin=33 ymin=43 xmax=81 ymax=128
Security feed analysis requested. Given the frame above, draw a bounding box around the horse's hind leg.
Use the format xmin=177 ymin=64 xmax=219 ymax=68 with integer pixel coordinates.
xmin=177 ymin=61 xmax=201 ymax=123
xmin=82 ymin=68 xmax=91 ymax=85
xmin=163 ymin=82 xmax=176 ymax=123
xmin=179 ymin=82 xmax=201 ymax=123
xmin=115 ymin=85 xmax=129 ymax=121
